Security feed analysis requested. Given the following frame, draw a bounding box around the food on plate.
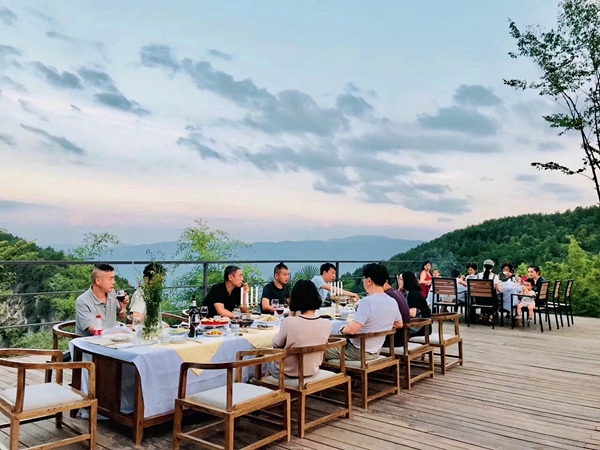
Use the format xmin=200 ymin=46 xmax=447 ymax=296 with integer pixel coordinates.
xmin=258 ymin=315 xmax=278 ymax=323
xmin=201 ymin=317 xmax=230 ymax=326
xmin=256 ymin=324 xmax=273 ymax=330
xmin=205 ymin=329 xmax=224 ymax=336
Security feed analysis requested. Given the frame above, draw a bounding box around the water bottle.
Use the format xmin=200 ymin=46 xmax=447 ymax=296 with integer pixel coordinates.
xmin=93 ymin=315 xmax=103 ymax=337
xmin=188 ymin=296 xmax=200 ymax=338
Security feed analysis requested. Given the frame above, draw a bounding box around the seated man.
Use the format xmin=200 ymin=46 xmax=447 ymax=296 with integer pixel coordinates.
xmin=75 ymin=263 xmax=129 ymax=336
xmin=129 ymin=262 xmax=167 ymax=329
xmin=261 ymin=262 xmax=290 ymax=314
xmin=325 ymin=263 xmax=403 ymax=362
xmin=202 ymin=265 xmax=249 ymax=319
xmin=311 ymin=262 xmax=359 ymax=303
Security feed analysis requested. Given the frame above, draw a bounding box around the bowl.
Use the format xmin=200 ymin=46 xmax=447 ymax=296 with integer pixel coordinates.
xmin=170 ymin=334 xmax=187 ymax=344
xmin=238 ymin=319 xmax=254 ymax=328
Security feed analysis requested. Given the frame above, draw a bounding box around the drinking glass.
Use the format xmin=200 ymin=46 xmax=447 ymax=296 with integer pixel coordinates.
xmin=200 ymin=306 xmax=208 ymax=319
xmin=233 ymin=307 xmax=242 ymax=322
xmin=116 ymin=289 xmax=126 ymax=302
xmin=132 ymin=317 xmax=143 ymax=343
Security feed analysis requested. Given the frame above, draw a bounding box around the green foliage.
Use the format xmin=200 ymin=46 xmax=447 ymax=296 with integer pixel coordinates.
xmin=11 ymin=330 xmax=68 ymax=350
xmin=171 ymin=220 xmax=260 ymax=308
xmin=141 ymin=270 xmax=165 ymax=337
xmin=543 ymin=236 xmax=600 ymax=317
xmin=505 ymin=0 xmax=600 ymax=203
xmin=0 ymin=234 xmax=37 ymax=290
xmin=292 ymin=265 xmax=319 ymax=282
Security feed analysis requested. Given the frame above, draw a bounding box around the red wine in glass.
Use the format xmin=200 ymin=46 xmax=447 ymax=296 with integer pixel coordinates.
xmin=200 ymin=306 xmax=208 ymax=319
xmin=339 ymin=299 xmax=347 ymax=308
xmin=275 ymin=307 xmax=284 ymax=316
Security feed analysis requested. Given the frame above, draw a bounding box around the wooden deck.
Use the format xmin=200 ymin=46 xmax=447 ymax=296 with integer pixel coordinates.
xmin=1 ymin=316 xmax=600 ymax=450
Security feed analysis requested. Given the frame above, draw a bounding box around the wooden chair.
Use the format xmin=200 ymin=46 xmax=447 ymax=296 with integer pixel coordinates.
xmin=253 ymin=338 xmax=351 ymax=438
xmin=466 ymin=279 xmax=503 ymax=328
xmin=410 ymin=313 xmax=463 ymax=375
xmin=548 ymin=280 xmax=564 ymax=327
xmin=511 ymin=281 xmax=554 ymax=332
xmin=0 ymin=349 xmax=97 ymax=450
xmin=321 ymin=329 xmax=399 ymax=409
xmin=554 ymin=280 xmax=574 ymax=327
xmin=382 ymin=318 xmax=434 ymax=389
xmin=45 ymin=321 xmax=82 ymax=383
xmin=431 ymin=277 xmax=460 ymax=314
xmin=173 ymin=349 xmax=291 ymax=450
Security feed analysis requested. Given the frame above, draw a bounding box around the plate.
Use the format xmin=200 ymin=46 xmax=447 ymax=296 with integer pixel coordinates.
xmin=256 ymin=324 xmax=273 ymax=330
xmin=204 ymin=331 xmax=225 ymax=337
xmin=110 ymin=334 xmax=132 ymax=342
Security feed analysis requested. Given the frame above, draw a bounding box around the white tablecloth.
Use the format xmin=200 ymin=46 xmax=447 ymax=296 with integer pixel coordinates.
xmin=501 ymin=282 xmax=523 ymax=312
xmin=71 ymin=328 xmax=278 ymax=418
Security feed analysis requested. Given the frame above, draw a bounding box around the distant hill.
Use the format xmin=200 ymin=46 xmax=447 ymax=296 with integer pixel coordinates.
xmin=381 ymin=205 xmax=600 ymax=276
xmin=94 ymin=236 xmax=423 ymax=284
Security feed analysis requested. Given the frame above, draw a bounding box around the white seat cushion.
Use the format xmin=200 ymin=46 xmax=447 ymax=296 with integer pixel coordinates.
xmin=327 ymin=355 xmax=388 ymax=368
xmin=0 ymin=383 xmax=85 ymax=412
xmin=410 ymin=333 xmax=458 ymax=345
xmin=187 ymin=383 xmax=275 ymax=409
xmin=264 ymin=369 xmax=338 ymax=389
xmin=381 ymin=342 xmax=423 ymax=354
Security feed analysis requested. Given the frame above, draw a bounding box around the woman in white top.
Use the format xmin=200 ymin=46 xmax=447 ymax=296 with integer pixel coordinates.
xmin=475 ymin=259 xmax=502 ymax=324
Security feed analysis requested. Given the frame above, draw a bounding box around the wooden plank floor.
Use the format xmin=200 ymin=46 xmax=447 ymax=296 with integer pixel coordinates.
xmin=1 ymin=316 xmax=599 ymax=449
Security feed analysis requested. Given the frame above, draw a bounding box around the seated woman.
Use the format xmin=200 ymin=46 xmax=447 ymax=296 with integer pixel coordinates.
xmin=267 ymin=280 xmax=332 ymax=379
xmin=399 ymin=271 xmax=432 ymax=338
xmin=452 ymin=268 xmax=467 ymax=303
xmin=475 ymin=259 xmax=502 ymax=323
xmin=499 ymin=262 xmax=515 ymax=282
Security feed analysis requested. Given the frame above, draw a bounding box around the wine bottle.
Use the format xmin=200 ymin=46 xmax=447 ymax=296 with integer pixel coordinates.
xmin=188 ymin=295 xmax=200 ymax=338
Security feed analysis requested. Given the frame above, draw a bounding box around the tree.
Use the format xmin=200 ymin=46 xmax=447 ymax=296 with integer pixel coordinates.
xmin=171 ymin=220 xmax=261 ymax=309
xmin=0 ymin=237 xmax=37 ymax=292
xmin=505 ymin=0 xmax=600 ymax=204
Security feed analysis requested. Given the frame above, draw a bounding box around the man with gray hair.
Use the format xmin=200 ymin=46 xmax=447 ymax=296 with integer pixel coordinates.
xmin=75 ymin=263 xmax=129 ymax=336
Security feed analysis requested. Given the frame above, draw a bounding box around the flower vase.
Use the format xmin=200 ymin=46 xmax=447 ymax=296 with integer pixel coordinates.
xmin=143 ymin=305 xmax=162 ymax=340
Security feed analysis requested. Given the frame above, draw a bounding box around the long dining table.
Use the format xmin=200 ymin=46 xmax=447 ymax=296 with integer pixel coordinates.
xmin=70 ymin=325 xmax=279 ymax=445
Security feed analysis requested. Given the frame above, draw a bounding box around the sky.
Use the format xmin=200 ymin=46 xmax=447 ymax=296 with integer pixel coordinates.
xmin=0 ymin=0 xmax=595 ymax=247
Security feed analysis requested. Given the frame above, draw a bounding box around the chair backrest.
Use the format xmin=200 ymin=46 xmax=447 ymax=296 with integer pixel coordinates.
xmin=280 ymin=338 xmax=347 ymax=388
xmin=346 ymin=329 xmax=397 ymax=368
xmin=537 ymin=281 xmax=550 ymax=301
xmin=552 ymin=280 xmax=562 ymax=299
xmin=52 ymin=321 xmax=81 ymax=350
xmin=564 ymin=279 xmax=574 ymax=299
xmin=401 ymin=318 xmax=432 ymax=354
xmin=432 ymin=277 xmax=458 ymax=296
xmin=467 ymin=278 xmax=494 ymax=298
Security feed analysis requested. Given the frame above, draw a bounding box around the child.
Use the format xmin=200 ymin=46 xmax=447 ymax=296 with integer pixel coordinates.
xmin=432 ymin=268 xmax=441 ymax=278
xmin=515 ymin=278 xmax=536 ymax=326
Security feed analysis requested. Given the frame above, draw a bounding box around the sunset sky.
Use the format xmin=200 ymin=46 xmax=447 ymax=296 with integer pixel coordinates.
xmin=0 ymin=0 xmax=594 ymax=247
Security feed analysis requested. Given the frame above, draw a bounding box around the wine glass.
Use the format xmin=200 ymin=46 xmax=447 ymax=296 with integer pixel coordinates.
xmin=200 ymin=306 xmax=208 ymax=319
xmin=132 ymin=316 xmax=143 ymax=343
xmin=275 ymin=302 xmax=285 ymax=319
xmin=233 ymin=307 xmax=242 ymax=322
xmin=271 ymin=299 xmax=280 ymax=318
xmin=339 ymin=296 xmax=348 ymax=308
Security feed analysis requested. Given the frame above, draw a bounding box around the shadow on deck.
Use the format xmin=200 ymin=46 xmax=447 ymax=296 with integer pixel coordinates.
xmin=1 ymin=316 xmax=599 ymax=449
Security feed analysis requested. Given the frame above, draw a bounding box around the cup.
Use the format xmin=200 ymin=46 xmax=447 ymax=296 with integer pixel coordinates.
xmin=116 ymin=289 xmax=126 ymax=301
xmin=231 ymin=323 xmax=240 ymax=333
xmin=213 ymin=315 xmax=221 ymax=321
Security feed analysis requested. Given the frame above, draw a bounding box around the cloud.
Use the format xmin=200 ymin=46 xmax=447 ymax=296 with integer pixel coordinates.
xmin=0 ymin=45 xmax=21 ymax=58
xmin=141 ymin=44 xmax=349 ymax=136
xmin=0 ymin=200 xmax=43 ymax=212
xmin=45 ymin=31 xmax=74 ymax=42
xmin=417 ymin=106 xmax=498 ymax=136
xmin=453 ymin=85 xmax=502 ymax=107
xmin=348 ymin=128 xmax=502 ymax=154
xmin=71 ymin=104 xmax=81 ymax=112
xmin=417 ymin=164 xmax=441 ymax=174
xmin=0 ymin=133 xmax=16 ymax=146
xmin=0 ymin=75 xmax=27 ymax=92
xmin=345 ymin=82 xmax=360 ymax=94
xmin=207 ymin=49 xmax=233 ymax=61
xmin=140 ymin=44 xmax=181 ymax=71
xmin=94 ymin=92 xmax=150 ymax=116
xmin=31 ymin=62 xmax=83 ymax=89
xmin=538 ymin=141 xmax=564 ymax=152
xmin=77 ymin=67 xmax=118 ymax=92
xmin=314 ymin=180 xmax=345 ymax=195
xmin=541 ymin=182 xmax=582 ymax=202
xmin=29 ymin=9 xmax=57 ymax=25
xmin=176 ymin=126 xmax=222 ymax=160
xmin=514 ymin=173 xmax=540 ymax=183
xmin=18 ymin=99 xmax=48 ymax=121
xmin=20 ymin=124 xmax=86 ymax=155
xmin=438 ymin=217 xmax=453 ymax=223
xmin=336 ymin=92 xmax=373 ymax=117
xmin=401 ymin=195 xmax=471 ymax=215
xmin=0 ymin=7 xmax=17 ymax=26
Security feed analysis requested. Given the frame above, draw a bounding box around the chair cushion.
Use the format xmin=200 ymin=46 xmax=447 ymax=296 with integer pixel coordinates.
xmin=0 ymin=383 xmax=85 ymax=412
xmin=410 ymin=333 xmax=458 ymax=345
xmin=327 ymin=355 xmax=388 ymax=368
xmin=381 ymin=342 xmax=423 ymax=354
xmin=187 ymin=383 xmax=275 ymax=409
xmin=264 ymin=369 xmax=338 ymax=389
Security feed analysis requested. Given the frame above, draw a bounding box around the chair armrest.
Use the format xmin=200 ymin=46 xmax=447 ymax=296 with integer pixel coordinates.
xmin=0 ymin=349 xmax=65 ymax=360
xmin=431 ymin=312 xmax=460 ymax=321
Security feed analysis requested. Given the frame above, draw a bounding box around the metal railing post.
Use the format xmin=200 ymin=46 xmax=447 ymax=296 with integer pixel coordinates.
xmin=203 ymin=262 xmax=209 ymax=298
xmin=335 ymin=261 xmax=340 ymax=280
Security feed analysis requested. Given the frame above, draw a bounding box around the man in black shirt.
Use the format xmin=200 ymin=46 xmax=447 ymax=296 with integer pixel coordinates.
xmin=260 ymin=262 xmax=291 ymax=314
xmin=202 ymin=265 xmax=249 ymax=318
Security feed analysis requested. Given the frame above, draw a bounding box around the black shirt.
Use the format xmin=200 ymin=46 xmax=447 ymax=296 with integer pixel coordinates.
xmin=260 ymin=281 xmax=290 ymax=314
xmin=202 ymin=282 xmax=242 ymax=318
xmin=406 ymin=289 xmax=432 ymax=337
xmin=533 ymin=277 xmax=546 ymax=293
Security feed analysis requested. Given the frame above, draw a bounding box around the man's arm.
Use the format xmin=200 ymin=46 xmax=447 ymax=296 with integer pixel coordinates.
xmin=340 ymin=320 xmax=362 ymax=335
xmin=393 ymin=318 xmax=403 ymax=328
xmin=117 ymin=294 xmax=129 ymax=320
xmin=214 ymin=303 xmax=234 ymax=319
xmin=261 ymin=297 xmax=275 ymax=313
xmin=75 ymin=300 xmax=95 ymax=334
